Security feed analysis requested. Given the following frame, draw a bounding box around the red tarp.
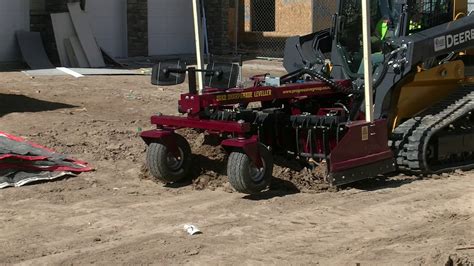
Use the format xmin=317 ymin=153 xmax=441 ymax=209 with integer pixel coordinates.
xmin=0 ymin=131 xmax=93 ymax=188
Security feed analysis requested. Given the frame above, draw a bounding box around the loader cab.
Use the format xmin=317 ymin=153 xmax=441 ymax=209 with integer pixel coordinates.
xmin=332 ymin=0 xmax=454 ymax=80
xmin=333 ymin=0 xmax=403 ymax=79
xmin=405 ymin=0 xmax=453 ymax=35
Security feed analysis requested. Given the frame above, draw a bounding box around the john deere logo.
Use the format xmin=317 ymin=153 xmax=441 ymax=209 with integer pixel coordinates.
xmin=434 ymin=36 xmax=446 ymax=52
xmin=434 ymin=29 xmax=474 ymax=52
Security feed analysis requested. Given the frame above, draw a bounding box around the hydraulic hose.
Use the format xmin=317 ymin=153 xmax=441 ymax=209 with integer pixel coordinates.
xmin=304 ymin=69 xmax=360 ymax=95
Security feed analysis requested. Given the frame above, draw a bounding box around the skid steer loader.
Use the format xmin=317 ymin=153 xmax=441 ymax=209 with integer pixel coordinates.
xmin=141 ymin=0 xmax=473 ymax=194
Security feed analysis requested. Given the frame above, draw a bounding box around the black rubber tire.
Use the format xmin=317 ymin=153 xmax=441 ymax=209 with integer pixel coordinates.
xmin=146 ymin=134 xmax=192 ymax=183
xmin=227 ymin=144 xmax=273 ymax=194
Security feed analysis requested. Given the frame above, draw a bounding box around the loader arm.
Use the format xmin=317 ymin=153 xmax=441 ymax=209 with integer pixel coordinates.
xmin=374 ymin=14 xmax=474 ymax=119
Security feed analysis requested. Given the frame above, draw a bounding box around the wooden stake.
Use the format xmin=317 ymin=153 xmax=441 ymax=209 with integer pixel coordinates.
xmin=192 ymin=0 xmax=205 ymax=94
xmin=362 ymin=0 xmax=374 ymax=122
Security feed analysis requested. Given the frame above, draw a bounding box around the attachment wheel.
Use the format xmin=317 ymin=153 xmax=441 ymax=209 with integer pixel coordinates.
xmin=227 ymin=143 xmax=273 ymax=194
xmin=146 ymin=134 xmax=192 ymax=183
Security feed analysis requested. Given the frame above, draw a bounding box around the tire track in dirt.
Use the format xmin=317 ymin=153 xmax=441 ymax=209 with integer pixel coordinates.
xmin=4 ymin=176 xmax=471 ymax=265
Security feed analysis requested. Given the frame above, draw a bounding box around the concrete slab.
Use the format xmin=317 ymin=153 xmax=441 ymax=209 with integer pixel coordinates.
xmin=22 ymin=68 xmax=144 ymax=77
xmin=16 ymin=31 xmax=54 ymax=70
xmin=71 ymin=68 xmax=143 ymax=75
xmin=22 ymin=69 xmax=65 ymax=76
xmin=67 ymin=2 xmax=105 ymax=68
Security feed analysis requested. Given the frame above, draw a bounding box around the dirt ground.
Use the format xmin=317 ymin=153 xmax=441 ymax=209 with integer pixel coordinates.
xmin=0 ymin=66 xmax=473 ymax=265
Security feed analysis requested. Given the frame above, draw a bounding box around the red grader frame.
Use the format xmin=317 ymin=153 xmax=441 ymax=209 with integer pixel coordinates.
xmin=140 ymin=64 xmax=394 ymax=194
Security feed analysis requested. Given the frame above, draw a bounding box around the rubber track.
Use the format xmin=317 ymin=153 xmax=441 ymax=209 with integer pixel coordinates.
xmin=392 ymin=86 xmax=474 ymax=174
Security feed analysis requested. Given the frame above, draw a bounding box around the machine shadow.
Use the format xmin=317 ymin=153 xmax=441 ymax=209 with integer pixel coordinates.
xmin=164 ymin=180 xmax=194 ymax=188
xmin=243 ymin=178 xmax=300 ymax=201
xmin=165 ymin=152 xmax=421 ymax=195
xmin=164 ymin=154 xmax=228 ymax=189
xmin=340 ymin=174 xmax=422 ymax=191
xmin=165 ymin=153 xmax=302 ymax=200
xmin=0 ymin=94 xmax=77 ymax=117
xmin=242 ymin=156 xmax=304 ymax=200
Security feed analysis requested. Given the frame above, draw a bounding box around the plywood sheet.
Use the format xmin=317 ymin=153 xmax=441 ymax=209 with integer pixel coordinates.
xmin=64 ymin=38 xmax=79 ymax=67
xmin=69 ymin=36 xmax=90 ymax=68
xmin=67 ymin=2 xmax=105 ymax=67
xmin=51 ymin=12 xmax=76 ymax=67
xmin=57 ymin=67 xmax=84 ymax=78
xmin=244 ymin=0 xmax=313 ymax=37
xmin=16 ymin=31 xmax=54 ymax=69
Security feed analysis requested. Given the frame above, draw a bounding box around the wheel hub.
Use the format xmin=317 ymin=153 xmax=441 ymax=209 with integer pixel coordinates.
xmin=249 ymin=160 xmax=266 ymax=183
xmin=166 ymin=148 xmax=184 ymax=171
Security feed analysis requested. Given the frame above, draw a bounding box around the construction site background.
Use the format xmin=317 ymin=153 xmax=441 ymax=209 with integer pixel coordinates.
xmin=231 ymin=0 xmax=336 ymax=58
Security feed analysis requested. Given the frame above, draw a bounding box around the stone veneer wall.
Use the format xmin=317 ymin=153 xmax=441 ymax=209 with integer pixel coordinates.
xmin=127 ymin=0 xmax=148 ymax=57
xmin=203 ymin=0 xmax=232 ymax=54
